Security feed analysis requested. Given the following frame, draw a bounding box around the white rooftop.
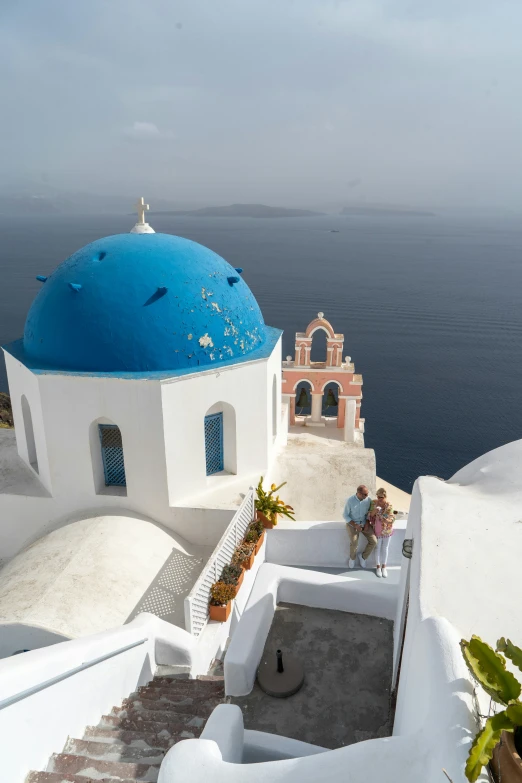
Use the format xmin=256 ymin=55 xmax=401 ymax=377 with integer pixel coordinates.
xmin=0 ymin=512 xmax=211 ymax=653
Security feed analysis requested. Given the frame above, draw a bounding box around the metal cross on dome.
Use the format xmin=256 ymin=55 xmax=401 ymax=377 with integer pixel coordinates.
xmin=135 ymin=197 xmax=150 ymax=225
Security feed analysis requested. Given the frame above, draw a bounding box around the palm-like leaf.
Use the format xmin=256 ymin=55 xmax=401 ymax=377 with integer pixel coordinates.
xmin=461 ymin=636 xmax=521 ymax=705
xmin=465 ymin=711 xmax=513 ymax=782
xmin=497 ymin=637 xmax=522 ymax=674
xmin=506 ymin=701 xmax=522 ymax=725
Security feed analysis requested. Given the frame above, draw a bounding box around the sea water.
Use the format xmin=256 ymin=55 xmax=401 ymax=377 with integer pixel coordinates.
xmin=1 ymin=211 xmax=522 ymax=491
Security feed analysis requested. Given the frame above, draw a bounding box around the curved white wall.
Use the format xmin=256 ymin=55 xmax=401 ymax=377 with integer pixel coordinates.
xmin=0 ymin=624 xmax=68 ymax=658
xmin=0 ymin=612 xmax=197 ymax=783
xmin=225 ymin=562 xmax=398 ymax=697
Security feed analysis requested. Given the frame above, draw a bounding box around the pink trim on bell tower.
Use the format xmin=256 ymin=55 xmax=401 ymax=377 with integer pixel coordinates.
xmin=282 ymin=313 xmax=364 ymax=442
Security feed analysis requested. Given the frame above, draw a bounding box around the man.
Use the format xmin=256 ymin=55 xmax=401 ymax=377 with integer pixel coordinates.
xmin=343 ymin=484 xmax=376 ymax=569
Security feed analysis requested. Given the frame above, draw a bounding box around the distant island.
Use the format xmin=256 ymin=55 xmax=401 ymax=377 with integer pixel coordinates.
xmin=340 ymin=205 xmax=435 ymax=217
xmin=151 ymin=203 xmax=324 ymax=219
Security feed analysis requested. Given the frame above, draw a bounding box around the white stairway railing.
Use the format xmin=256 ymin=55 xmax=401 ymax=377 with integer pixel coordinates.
xmin=184 ymin=489 xmax=255 ymax=637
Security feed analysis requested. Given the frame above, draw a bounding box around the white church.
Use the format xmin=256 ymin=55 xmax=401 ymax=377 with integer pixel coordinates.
xmin=0 ymin=203 xmax=520 ymax=783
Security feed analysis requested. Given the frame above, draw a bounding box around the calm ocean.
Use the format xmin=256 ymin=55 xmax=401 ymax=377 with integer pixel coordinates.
xmin=1 ymin=211 xmax=522 ymax=492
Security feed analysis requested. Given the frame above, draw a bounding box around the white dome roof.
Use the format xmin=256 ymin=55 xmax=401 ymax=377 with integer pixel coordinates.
xmin=0 ymin=513 xmax=207 ymax=648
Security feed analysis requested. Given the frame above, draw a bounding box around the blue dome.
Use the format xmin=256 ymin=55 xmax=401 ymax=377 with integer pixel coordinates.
xmin=23 ymin=233 xmax=267 ymax=373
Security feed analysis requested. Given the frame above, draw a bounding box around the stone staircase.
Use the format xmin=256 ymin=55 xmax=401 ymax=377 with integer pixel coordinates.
xmin=25 ymin=675 xmax=225 ymax=783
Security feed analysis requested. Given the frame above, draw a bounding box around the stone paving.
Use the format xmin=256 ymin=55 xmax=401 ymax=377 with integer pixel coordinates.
xmin=230 ymin=602 xmax=394 ymax=749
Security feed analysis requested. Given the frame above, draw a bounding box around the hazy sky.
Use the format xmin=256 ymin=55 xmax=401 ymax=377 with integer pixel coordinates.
xmin=1 ymin=0 xmax=521 ymax=210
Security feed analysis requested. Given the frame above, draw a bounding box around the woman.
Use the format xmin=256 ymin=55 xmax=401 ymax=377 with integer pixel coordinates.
xmin=367 ymin=488 xmax=394 ymax=578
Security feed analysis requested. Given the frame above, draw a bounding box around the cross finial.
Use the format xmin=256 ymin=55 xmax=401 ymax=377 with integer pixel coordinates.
xmin=135 ymin=197 xmax=149 ymax=225
xmin=130 ymin=196 xmax=155 ymax=233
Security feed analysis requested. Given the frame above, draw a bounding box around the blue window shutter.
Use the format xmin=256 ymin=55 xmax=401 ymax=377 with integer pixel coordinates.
xmin=204 ymin=413 xmax=224 ymax=475
xmin=99 ymin=424 xmax=127 ymax=486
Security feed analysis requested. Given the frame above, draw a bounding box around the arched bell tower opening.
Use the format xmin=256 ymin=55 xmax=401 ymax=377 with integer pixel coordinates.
xmin=282 ymin=313 xmax=365 ymax=443
xmin=310 ymin=328 xmax=327 ymax=363
xmin=322 ymin=381 xmax=341 ymax=419
xmin=295 ymin=380 xmax=313 ymax=417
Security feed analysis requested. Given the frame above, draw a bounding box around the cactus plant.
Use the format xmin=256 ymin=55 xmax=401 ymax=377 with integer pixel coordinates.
xmin=231 ymin=541 xmax=255 ymax=568
xmin=245 ymin=523 xmax=262 ymax=544
xmin=460 ymin=635 xmax=522 ymax=781
xmin=220 ymin=563 xmax=243 ymax=586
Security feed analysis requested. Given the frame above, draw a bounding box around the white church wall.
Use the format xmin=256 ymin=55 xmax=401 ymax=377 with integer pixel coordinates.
xmin=0 ymin=484 xmax=235 ymax=561
xmin=4 ymin=353 xmax=52 ymax=493
xmin=266 ymin=339 xmax=284 ymax=455
xmin=0 ymin=495 xmax=52 ymax=561
xmin=37 ymin=373 xmax=170 ymax=511
xmin=161 ymin=346 xmax=282 ymax=505
xmin=165 ymin=506 xmax=235 ymax=548
xmin=1 ymin=338 xmax=288 ymax=557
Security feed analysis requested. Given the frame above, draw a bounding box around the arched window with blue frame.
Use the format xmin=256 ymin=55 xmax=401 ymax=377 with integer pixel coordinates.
xmin=204 ymin=412 xmax=224 ymax=475
xmin=98 ymin=424 xmax=127 ymax=486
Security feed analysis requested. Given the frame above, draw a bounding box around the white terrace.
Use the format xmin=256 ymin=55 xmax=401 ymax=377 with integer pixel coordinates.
xmin=1 ymin=437 xmax=521 ymax=783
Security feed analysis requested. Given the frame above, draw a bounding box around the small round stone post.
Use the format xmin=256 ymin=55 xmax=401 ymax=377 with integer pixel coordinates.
xmin=257 ymin=648 xmax=304 ymax=698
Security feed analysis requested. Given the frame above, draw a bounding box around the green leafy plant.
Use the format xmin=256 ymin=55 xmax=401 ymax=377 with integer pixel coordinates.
xmin=255 ymin=477 xmax=295 ymax=524
xmin=220 ymin=563 xmax=243 ymax=586
xmin=460 ymin=635 xmax=522 ymax=781
xmin=231 ymin=541 xmax=255 ymax=567
xmin=209 ymin=581 xmax=236 ymax=607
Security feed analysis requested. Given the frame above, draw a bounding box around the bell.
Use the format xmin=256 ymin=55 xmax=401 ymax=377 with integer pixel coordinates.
xmin=296 ymin=388 xmax=310 ymax=408
xmin=325 ymin=388 xmax=338 ymax=408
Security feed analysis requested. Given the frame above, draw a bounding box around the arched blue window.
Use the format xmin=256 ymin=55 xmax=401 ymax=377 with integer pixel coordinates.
xmin=99 ymin=424 xmax=126 ymax=486
xmin=204 ymin=412 xmax=224 ymax=475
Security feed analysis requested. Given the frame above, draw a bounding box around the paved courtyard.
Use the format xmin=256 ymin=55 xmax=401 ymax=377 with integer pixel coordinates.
xmin=230 ymin=602 xmax=394 ymax=749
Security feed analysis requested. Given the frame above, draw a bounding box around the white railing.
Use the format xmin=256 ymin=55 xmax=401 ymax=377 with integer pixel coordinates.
xmin=184 ymin=489 xmax=255 ymax=637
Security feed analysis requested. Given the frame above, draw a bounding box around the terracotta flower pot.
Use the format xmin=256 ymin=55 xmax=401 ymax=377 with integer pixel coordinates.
xmin=256 ymin=510 xmax=277 ymax=529
xmin=241 ymin=551 xmax=256 ymax=570
xmin=233 ymin=569 xmax=245 ymax=596
xmin=209 ymin=600 xmax=232 ymax=622
xmin=491 ymin=731 xmax=522 ymax=783
xmin=254 ymin=530 xmax=265 ymax=554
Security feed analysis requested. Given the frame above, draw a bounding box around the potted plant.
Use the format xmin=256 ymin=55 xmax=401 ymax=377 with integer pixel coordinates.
xmin=245 ymin=519 xmax=265 ymax=554
xmin=220 ymin=563 xmax=244 ymax=596
xmin=460 ymin=635 xmax=522 ymax=782
xmin=232 ymin=541 xmax=256 ymax=571
xmin=255 ymin=477 xmax=295 ymax=528
xmin=209 ymin=581 xmax=236 ymax=622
